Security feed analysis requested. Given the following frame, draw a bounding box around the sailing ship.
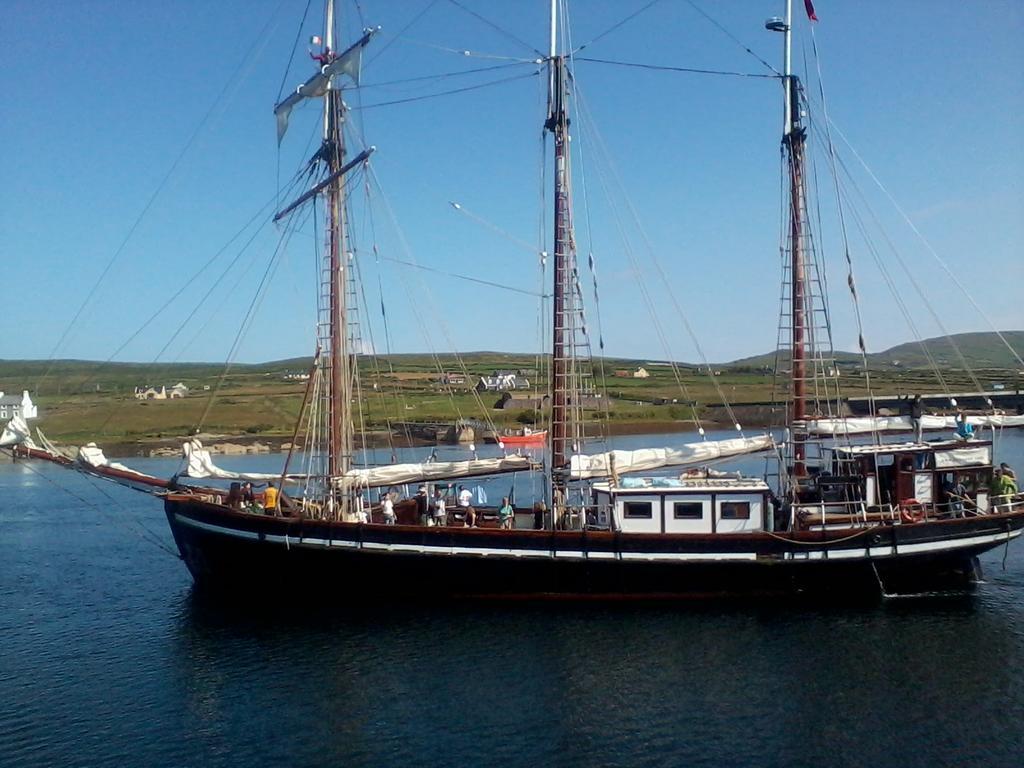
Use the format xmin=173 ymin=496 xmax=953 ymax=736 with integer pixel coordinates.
xmin=9 ymin=0 xmax=1024 ymax=599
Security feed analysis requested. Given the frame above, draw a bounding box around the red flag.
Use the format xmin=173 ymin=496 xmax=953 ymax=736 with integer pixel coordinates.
xmin=804 ymin=0 xmax=818 ymax=21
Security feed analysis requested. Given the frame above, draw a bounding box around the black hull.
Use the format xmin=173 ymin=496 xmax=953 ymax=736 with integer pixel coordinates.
xmin=164 ymin=496 xmax=1024 ymax=600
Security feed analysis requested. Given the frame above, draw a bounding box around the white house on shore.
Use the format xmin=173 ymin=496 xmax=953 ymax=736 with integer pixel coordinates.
xmin=134 ymin=382 xmax=190 ymax=400
xmin=476 ymin=373 xmax=529 ymax=392
xmin=0 ymin=391 xmax=39 ymax=421
xmin=135 ymin=386 xmax=167 ymax=400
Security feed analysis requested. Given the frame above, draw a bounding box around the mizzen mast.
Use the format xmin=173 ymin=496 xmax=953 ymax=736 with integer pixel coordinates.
xmin=545 ymin=0 xmax=574 ymax=518
xmin=769 ymin=0 xmax=809 ymax=481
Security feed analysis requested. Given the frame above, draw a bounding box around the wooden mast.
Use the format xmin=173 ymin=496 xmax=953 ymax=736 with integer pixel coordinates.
xmin=323 ymin=0 xmax=352 ymax=509
xmin=546 ymin=1 xmax=572 ymax=521
xmin=778 ymin=0 xmax=808 ymax=480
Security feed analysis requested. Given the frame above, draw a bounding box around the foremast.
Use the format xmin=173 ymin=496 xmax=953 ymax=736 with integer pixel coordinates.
xmin=322 ymin=0 xmax=352 ymax=507
xmin=272 ymin=0 xmax=377 ymax=519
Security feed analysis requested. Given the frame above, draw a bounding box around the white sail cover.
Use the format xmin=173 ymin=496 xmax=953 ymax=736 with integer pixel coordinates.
xmin=569 ymin=435 xmax=775 ymax=480
xmin=0 ymin=415 xmax=33 ymax=447
xmin=274 ymin=29 xmax=377 ymax=142
xmin=77 ymin=443 xmax=140 ymax=474
xmin=334 ymin=455 xmax=536 ymax=490
xmin=181 ymin=440 xmax=298 ymax=483
xmin=808 ymin=414 xmax=1024 ymax=436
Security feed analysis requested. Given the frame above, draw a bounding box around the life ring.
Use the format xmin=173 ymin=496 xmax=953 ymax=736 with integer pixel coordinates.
xmin=900 ymin=499 xmax=925 ymax=524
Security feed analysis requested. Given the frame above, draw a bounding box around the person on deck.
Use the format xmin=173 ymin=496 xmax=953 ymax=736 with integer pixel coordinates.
xmin=458 ymin=485 xmax=473 ymax=508
xmin=941 ymin=475 xmax=966 ymax=517
xmin=993 ymin=468 xmax=1018 ymax=512
xmin=382 ymin=491 xmax=396 ymax=525
xmin=533 ymin=500 xmax=547 ymax=530
xmin=264 ymin=482 xmax=280 ymax=516
xmin=910 ymin=395 xmax=924 ymax=442
xmin=1001 ymin=462 xmax=1017 ymax=481
xmin=498 ymin=497 xmax=514 ymax=530
xmin=954 ymin=411 xmax=974 ymax=441
xmin=225 ymin=482 xmax=243 ymax=511
xmin=433 ymin=488 xmax=447 ymax=527
xmin=242 ymin=482 xmax=256 ymax=510
xmin=416 ymin=486 xmax=430 ymax=526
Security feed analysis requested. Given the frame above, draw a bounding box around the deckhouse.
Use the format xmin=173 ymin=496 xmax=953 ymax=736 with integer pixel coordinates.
xmin=593 ymin=476 xmax=770 ymax=534
xmin=827 ymin=440 xmax=995 ymax=512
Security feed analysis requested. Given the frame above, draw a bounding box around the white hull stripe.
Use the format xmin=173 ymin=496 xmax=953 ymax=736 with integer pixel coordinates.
xmin=174 ymin=514 xmax=1017 ymax=563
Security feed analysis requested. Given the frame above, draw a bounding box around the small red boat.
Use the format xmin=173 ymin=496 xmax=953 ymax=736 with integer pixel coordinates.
xmin=498 ymin=429 xmax=547 ymax=447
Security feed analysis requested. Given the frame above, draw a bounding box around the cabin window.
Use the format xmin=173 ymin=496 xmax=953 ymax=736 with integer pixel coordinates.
xmin=720 ymin=501 xmax=751 ymax=520
xmin=673 ymin=502 xmax=703 ymax=519
xmin=623 ymin=501 xmax=653 ymax=519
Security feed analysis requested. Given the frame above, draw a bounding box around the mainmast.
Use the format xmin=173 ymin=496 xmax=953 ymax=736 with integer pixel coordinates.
xmin=770 ymin=0 xmax=809 ymax=481
xmin=545 ymin=0 xmax=573 ymax=518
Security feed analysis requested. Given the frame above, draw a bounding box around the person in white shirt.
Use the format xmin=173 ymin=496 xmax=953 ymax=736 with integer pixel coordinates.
xmin=458 ymin=485 xmax=473 ymax=507
xmin=382 ymin=491 xmax=396 ymax=525
xmin=433 ymin=488 xmax=447 ymax=527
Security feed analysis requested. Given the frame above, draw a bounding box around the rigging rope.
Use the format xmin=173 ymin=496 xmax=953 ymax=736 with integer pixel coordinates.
xmin=821 ymin=115 xmax=1024 ymax=373
xmin=365 ymin=165 xmax=505 ymax=442
xmin=367 ymin=0 xmax=440 ymax=66
xmin=807 ymin=28 xmax=879 ymax=443
xmin=563 ymin=53 xmax=623 ymax=443
xmin=35 ymin=0 xmax=287 ymax=394
xmin=806 ymin=109 xmax=993 ymax=402
xmin=681 ymin=0 xmax=781 ymax=77
xmin=275 ymin=0 xmax=315 ymax=103
xmin=195 ymin=208 xmax=309 ymax=433
xmin=577 ymin=57 xmax=777 ymax=79
xmin=449 ymin=201 xmax=543 ymax=257
xmin=379 ymin=255 xmax=547 ymax=297
xmin=444 ymin=0 xmax=543 ymax=57
xmin=350 ymin=69 xmax=541 ymax=110
xmin=358 ymin=61 xmax=529 ymax=89
xmin=16 ymin=458 xmax=179 ymax=559
xmin=573 ymin=84 xmax=742 ymax=435
xmin=572 ymin=0 xmax=664 ymax=55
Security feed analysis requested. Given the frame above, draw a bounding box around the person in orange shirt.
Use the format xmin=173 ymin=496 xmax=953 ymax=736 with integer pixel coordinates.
xmin=264 ymin=482 xmax=280 ymax=516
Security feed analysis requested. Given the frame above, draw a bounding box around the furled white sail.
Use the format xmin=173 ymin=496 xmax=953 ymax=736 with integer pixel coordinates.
xmin=334 ymin=455 xmax=537 ymax=490
xmin=77 ymin=443 xmax=139 ymax=473
xmin=181 ymin=440 xmax=300 ymax=483
xmin=808 ymin=414 xmax=1024 ymax=436
xmin=0 ymin=415 xmax=33 ymax=448
xmin=36 ymin=428 xmax=73 ymax=459
xmin=274 ymin=28 xmax=378 ymax=142
xmin=569 ymin=435 xmax=775 ymax=480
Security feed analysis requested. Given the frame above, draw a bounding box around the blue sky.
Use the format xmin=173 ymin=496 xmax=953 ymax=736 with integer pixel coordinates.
xmin=2 ymin=0 xmax=1022 ymax=365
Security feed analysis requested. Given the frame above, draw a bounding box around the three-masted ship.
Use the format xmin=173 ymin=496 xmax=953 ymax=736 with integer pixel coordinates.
xmin=11 ymin=0 xmax=1024 ymax=599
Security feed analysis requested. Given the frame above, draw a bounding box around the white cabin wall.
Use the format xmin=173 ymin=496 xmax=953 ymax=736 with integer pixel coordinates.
xmin=616 ymin=495 xmax=662 ymax=534
xmin=715 ymin=496 xmax=763 ymax=534
xmin=663 ymin=495 xmax=713 ymax=534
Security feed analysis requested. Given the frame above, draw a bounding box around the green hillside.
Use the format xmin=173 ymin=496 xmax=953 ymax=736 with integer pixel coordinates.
xmin=725 ymin=331 xmax=1023 ymax=371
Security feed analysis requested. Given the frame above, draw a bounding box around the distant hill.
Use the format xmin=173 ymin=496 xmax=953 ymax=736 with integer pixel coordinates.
xmin=724 ymin=331 xmax=1024 ymax=371
xmin=1 ymin=332 xmax=1020 ymax=394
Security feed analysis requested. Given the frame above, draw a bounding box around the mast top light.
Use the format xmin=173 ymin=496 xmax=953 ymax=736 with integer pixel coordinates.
xmin=765 ymin=17 xmax=788 ymax=32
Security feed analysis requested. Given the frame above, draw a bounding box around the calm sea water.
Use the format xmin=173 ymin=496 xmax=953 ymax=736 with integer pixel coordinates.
xmin=2 ymin=432 xmax=1023 ymax=768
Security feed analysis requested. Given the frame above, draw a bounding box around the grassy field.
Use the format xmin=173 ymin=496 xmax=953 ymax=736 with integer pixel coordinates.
xmin=3 ymin=351 xmax=1016 ymax=445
